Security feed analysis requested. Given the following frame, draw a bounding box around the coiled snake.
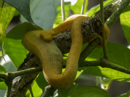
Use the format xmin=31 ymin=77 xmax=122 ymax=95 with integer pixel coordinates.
xmin=22 ymin=15 xmax=110 ymax=89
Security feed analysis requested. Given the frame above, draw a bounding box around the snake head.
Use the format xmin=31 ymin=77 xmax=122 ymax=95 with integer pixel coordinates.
xmin=40 ymin=29 xmax=55 ymax=41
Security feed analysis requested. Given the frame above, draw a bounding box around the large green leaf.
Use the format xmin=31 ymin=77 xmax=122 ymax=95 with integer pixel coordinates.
xmin=36 ymin=72 xmax=49 ymax=89
xmin=3 ymin=22 xmax=37 ymax=68
xmin=31 ymin=81 xmax=42 ymax=97
xmin=87 ymin=42 xmax=130 ymax=69
xmin=0 ymin=0 xmax=16 ymax=46
xmin=83 ymin=42 xmax=130 ymax=82
xmin=0 ymin=82 xmax=7 ymax=90
xmin=3 ymin=0 xmax=34 ymax=24
xmin=70 ymin=86 xmax=110 ymax=97
xmin=58 ymin=84 xmax=78 ymax=97
xmin=58 ymin=85 xmax=110 ymax=97
xmin=21 ymin=0 xmax=60 ymax=30
xmin=120 ymin=4 xmax=130 ymax=45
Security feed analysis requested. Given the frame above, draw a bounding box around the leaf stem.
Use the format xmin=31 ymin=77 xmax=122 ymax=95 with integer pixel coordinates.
xmin=81 ymin=0 xmax=86 ymax=14
xmin=29 ymin=86 xmax=34 ymax=97
xmin=100 ymin=0 xmax=108 ymax=59
xmin=61 ymin=0 xmax=65 ymax=21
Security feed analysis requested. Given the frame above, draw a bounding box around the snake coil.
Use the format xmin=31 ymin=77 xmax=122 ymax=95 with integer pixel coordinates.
xmin=22 ymin=15 xmax=109 ymax=89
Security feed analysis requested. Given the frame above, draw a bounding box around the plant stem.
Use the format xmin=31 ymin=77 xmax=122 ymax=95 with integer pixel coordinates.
xmin=13 ymin=67 xmax=42 ymax=77
xmin=61 ymin=0 xmax=65 ymax=21
xmin=5 ymin=73 xmax=13 ymax=97
xmin=41 ymin=85 xmax=56 ymax=97
xmin=81 ymin=0 xmax=86 ymax=14
xmin=29 ymin=86 xmax=34 ymax=97
xmin=100 ymin=0 xmax=108 ymax=60
xmin=0 ymin=67 xmax=41 ymax=81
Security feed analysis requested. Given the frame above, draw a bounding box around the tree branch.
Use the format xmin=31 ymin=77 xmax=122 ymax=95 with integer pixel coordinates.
xmin=81 ymin=58 xmax=130 ymax=75
xmin=106 ymin=0 xmax=130 ymax=28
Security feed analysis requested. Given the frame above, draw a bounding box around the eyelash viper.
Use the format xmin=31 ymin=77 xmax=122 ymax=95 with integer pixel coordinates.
xmin=22 ymin=15 xmax=110 ymax=89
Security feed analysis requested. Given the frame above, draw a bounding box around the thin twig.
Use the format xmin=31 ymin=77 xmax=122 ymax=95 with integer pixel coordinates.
xmin=81 ymin=58 xmax=130 ymax=75
xmin=81 ymin=0 xmax=86 ymax=14
xmin=14 ymin=67 xmax=42 ymax=77
xmin=41 ymin=85 xmax=56 ymax=97
xmin=0 ymin=67 xmax=41 ymax=81
xmin=100 ymin=0 xmax=108 ymax=60
xmin=29 ymin=86 xmax=34 ymax=97
xmin=61 ymin=0 xmax=65 ymax=21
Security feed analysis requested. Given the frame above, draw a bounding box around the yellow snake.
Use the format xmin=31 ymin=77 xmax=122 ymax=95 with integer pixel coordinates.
xmin=22 ymin=15 xmax=110 ymax=89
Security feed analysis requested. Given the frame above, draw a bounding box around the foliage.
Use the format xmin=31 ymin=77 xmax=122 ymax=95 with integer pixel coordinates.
xmin=0 ymin=0 xmax=130 ymax=97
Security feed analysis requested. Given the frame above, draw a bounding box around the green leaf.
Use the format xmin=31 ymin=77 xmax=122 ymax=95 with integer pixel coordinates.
xmin=0 ymin=64 xmax=5 ymax=82
xmin=3 ymin=0 xmax=34 ymax=25
xmin=120 ymin=4 xmax=130 ymax=45
xmin=31 ymin=81 xmax=42 ymax=97
xmin=83 ymin=42 xmax=130 ymax=82
xmin=3 ymin=22 xmax=37 ymax=68
xmin=0 ymin=65 xmax=7 ymax=73
xmin=21 ymin=0 xmax=60 ymax=30
xmin=14 ymin=10 xmax=20 ymax=16
xmin=36 ymin=72 xmax=49 ymax=89
xmin=54 ymin=2 xmax=70 ymax=27
xmin=71 ymin=0 xmax=88 ymax=14
xmin=0 ymin=0 xmax=16 ymax=46
xmin=0 ymin=82 xmax=7 ymax=90
xmin=58 ymin=84 xmax=78 ymax=97
xmin=70 ymin=86 xmax=111 ymax=97
xmin=87 ymin=0 xmax=116 ymax=17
